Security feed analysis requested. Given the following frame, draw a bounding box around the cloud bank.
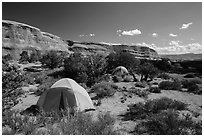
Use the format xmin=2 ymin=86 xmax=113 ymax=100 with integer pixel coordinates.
xmin=169 ymin=33 xmax=177 ymax=37
xmin=117 ymin=29 xmax=141 ymax=36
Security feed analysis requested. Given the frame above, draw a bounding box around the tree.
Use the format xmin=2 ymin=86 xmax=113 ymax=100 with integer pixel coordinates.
xmin=138 ymin=62 xmax=159 ymax=81
xmin=106 ymin=52 xmax=140 ymax=81
xmin=84 ymin=54 xmax=107 ymax=86
xmin=64 ymin=52 xmax=88 ymax=83
xmin=40 ymin=50 xmax=62 ymax=69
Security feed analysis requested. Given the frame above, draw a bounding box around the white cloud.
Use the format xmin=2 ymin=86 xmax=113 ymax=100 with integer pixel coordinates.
xmin=152 ymin=33 xmax=158 ymax=37
xmin=156 ymin=42 xmax=202 ymax=54
xmin=79 ymin=33 xmax=95 ymax=37
xmin=90 ymin=33 xmax=95 ymax=37
xmin=169 ymin=40 xmax=182 ymax=46
xmin=117 ymin=29 xmax=141 ymax=36
xmin=169 ymin=33 xmax=177 ymax=37
xmin=179 ymin=22 xmax=193 ymax=29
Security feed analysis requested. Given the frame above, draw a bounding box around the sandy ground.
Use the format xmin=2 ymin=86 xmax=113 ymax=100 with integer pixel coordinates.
xmin=11 ymin=81 xmax=202 ymax=134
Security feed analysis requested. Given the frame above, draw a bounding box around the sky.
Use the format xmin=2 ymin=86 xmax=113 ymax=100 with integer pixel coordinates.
xmin=2 ymin=2 xmax=202 ymax=54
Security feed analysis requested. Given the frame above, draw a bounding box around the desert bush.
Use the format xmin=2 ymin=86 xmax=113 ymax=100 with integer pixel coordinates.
xmin=123 ymin=97 xmax=187 ymax=121
xmin=2 ymin=110 xmax=117 ymax=135
xmin=157 ymin=73 xmax=171 ymax=80
xmin=106 ymin=52 xmax=140 ymax=74
xmin=112 ymin=75 xmax=123 ymax=82
xmin=181 ymin=79 xmax=202 ymax=88
xmin=29 ymin=50 xmax=41 ymax=63
xmin=184 ymin=73 xmax=195 ymax=78
xmin=133 ymin=109 xmax=202 ymax=135
xmin=158 ymin=79 xmax=182 ymax=90
xmin=149 ymin=86 xmax=161 ymax=93
xmin=19 ymin=51 xmax=30 ymax=63
xmin=135 ymin=81 xmax=148 ymax=88
xmin=138 ymin=62 xmax=159 ymax=81
xmin=90 ymin=82 xmax=118 ymax=98
xmin=187 ymin=84 xmax=201 ymax=95
xmin=40 ymin=50 xmax=63 ymax=69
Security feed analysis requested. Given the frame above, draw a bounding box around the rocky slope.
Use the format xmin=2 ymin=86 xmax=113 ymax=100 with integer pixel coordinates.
xmin=2 ymin=20 xmax=159 ymax=59
xmin=2 ymin=20 xmax=70 ymax=59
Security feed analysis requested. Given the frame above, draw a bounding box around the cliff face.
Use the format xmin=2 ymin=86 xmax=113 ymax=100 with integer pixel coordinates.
xmin=2 ymin=20 xmax=70 ymax=59
xmin=2 ymin=20 xmax=159 ymax=60
xmin=69 ymin=42 xmax=159 ymax=59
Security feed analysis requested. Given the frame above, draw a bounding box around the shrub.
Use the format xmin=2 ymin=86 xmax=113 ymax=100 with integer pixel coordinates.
xmin=2 ymin=110 xmax=117 ymax=135
xmin=90 ymin=82 xmax=117 ymax=98
xmin=135 ymin=81 xmax=148 ymax=88
xmin=106 ymin=52 xmax=140 ymax=74
xmin=19 ymin=51 xmax=30 ymax=63
xmin=133 ymin=109 xmax=202 ymax=135
xmin=122 ymin=97 xmax=187 ymax=121
xmin=184 ymin=73 xmax=195 ymax=78
xmin=40 ymin=50 xmax=63 ymax=69
xmin=149 ymin=86 xmax=161 ymax=93
xmin=157 ymin=73 xmax=171 ymax=80
xmin=181 ymin=79 xmax=202 ymax=88
xmin=158 ymin=79 xmax=182 ymax=90
xmin=187 ymin=84 xmax=201 ymax=95
xmin=138 ymin=62 xmax=159 ymax=81
xmin=112 ymin=75 xmax=123 ymax=82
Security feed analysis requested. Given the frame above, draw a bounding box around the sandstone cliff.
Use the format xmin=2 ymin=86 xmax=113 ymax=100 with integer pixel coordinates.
xmin=2 ymin=20 xmax=159 ymax=60
xmin=2 ymin=20 xmax=70 ymax=59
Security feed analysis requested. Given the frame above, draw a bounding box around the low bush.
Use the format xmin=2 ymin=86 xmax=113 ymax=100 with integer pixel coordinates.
xmin=128 ymin=88 xmax=149 ymax=98
xmin=122 ymin=97 xmax=187 ymax=121
xmin=181 ymin=79 xmax=202 ymax=88
xmin=133 ymin=109 xmax=202 ymax=135
xmin=157 ymin=73 xmax=171 ymax=80
xmin=187 ymin=84 xmax=201 ymax=95
xmin=183 ymin=73 xmax=195 ymax=78
xmin=158 ymin=79 xmax=182 ymax=90
xmin=149 ymin=86 xmax=161 ymax=93
xmin=90 ymin=82 xmax=118 ymax=98
xmin=2 ymin=110 xmax=117 ymax=135
xmin=135 ymin=81 xmax=148 ymax=88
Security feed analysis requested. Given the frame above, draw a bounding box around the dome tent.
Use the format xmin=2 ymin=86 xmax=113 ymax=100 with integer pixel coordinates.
xmin=112 ymin=66 xmax=129 ymax=77
xmin=37 ymin=78 xmax=95 ymax=113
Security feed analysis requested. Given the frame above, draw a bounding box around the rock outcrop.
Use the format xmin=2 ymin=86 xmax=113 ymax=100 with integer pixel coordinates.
xmin=2 ymin=20 xmax=70 ymax=59
xmin=2 ymin=20 xmax=159 ymax=60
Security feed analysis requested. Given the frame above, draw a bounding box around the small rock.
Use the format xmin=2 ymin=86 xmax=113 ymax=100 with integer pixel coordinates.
xmin=2 ymin=125 xmax=12 ymax=135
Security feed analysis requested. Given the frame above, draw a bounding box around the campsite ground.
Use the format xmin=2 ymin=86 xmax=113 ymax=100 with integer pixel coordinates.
xmin=11 ymin=79 xmax=202 ymax=135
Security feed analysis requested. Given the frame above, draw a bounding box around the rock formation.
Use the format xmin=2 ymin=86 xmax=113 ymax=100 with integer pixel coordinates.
xmin=2 ymin=20 xmax=159 ymax=60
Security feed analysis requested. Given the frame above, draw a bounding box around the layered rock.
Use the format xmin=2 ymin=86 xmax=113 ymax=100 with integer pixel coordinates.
xmin=2 ymin=20 xmax=70 ymax=59
xmin=2 ymin=20 xmax=159 ymax=60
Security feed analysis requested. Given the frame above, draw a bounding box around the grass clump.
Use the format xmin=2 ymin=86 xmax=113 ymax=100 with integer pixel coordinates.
xmin=133 ymin=109 xmax=202 ymax=135
xmin=90 ymin=82 xmax=118 ymax=98
xmin=2 ymin=110 xmax=117 ymax=135
xmin=122 ymin=97 xmax=187 ymax=121
xmin=158 ymin=79 xmax=182 ymax=90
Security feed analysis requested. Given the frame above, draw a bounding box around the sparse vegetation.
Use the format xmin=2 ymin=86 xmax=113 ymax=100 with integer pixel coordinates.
xmin=2 ymin=110 xmax=117 ymax=135
xmin=122 ymin=97 xmax=187 ymax=121
xmin=157 ymin=73 xmax=171 ymax=80
xmin=133 ymin=109 xmax=202 ymax=135
xmin=149 ymin=86 xmax=161 ymax=93
xmin=158 ymin=79 xmax=182 ymax=90
xmin=91 ymin=82 xmax=118 ymax=98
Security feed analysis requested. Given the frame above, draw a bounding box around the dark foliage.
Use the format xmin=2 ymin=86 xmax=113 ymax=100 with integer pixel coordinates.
xmin=40 ymin=50 xmax=63 ymax=69
xmin=133 ymin=109 xmax=202 ymax=135
xmin=19 ymin=51 xmax=30 ymax=63
xmin=149 ymin=86 xmax=161 ymax=93
xmin=90 ymin=82 xmax=118 ymax=98
xmin=121 ymin=97 xmax=187 ymax=121
xmin=138 ymin=62 xmax=159 ymax=81
xmin=158 ymin=79 xmax=182 ymax=90
xmin=157 ymin=73 xmax=171 ymax=80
